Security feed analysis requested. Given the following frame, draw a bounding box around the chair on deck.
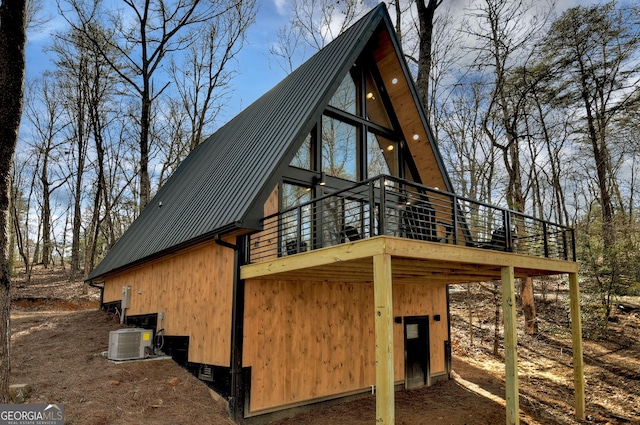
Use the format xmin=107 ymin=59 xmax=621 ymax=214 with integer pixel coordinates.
xmin=285 ymin=239 xmax=307 ymax=255
xmin=402 ymin=202 xmax=438 ymax=242
xmin=341 ymin=225 xmax=362 ymax=242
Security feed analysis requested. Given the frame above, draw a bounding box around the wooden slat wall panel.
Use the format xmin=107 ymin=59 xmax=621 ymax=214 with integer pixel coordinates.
xmin=393 ymin=283 xmax=448 ymax=378
xmin=243 ymin=279 xmax=376 ymax=412
xmin=102 ymin=241 xmax=234 ymax=366
xmin=249 ymin=185 xmax=280 ymax=262
xmin=243 ymin=279 xmax=448 ymax=412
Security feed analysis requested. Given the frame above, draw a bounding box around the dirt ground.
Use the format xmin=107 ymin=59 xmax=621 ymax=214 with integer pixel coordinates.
xmin=9 ymin=266 xmax=640 ymax=425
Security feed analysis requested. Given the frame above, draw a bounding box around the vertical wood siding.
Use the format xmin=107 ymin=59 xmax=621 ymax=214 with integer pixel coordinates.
xmin=242 ymin=279 xmax=448 ymax=412
xmin=102 ymin=241 xmax=234 ymax=366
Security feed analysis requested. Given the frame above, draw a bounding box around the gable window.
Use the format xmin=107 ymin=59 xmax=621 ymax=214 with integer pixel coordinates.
xmin=286 ymin=57 xmax=420 ymax=189
xmin=321 ymin=115 xmax=359 ymax=181
xmin=328 ymin=73 xmax=357 ymax=115
xmin=290 ymin=133 xmax=312 ymax=169
xmin=367 ymin=132 xmax=398 ymax=177
xmin=365 ymin=69 xmax=392 ymax=128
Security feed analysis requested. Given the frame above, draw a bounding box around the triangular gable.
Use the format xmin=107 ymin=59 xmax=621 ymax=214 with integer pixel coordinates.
xmin=89 ymin=3 xmax=452 ymax=280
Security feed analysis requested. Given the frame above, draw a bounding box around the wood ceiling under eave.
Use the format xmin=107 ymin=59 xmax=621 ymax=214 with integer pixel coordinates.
xmin=372 ymin=28 xmax=447 ymax=191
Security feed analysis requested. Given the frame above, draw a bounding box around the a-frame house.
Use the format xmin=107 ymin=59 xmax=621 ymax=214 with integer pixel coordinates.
xmin=88 ymin=4 xmax=585 ymax=424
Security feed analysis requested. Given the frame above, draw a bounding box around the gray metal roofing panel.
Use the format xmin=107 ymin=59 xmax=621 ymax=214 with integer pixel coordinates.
xmin=89 ymin=5 xmax=388 ymax=280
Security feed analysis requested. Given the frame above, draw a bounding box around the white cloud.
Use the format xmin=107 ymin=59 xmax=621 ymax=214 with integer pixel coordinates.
xmin=273 ymin=0 xmax=288 ymax=16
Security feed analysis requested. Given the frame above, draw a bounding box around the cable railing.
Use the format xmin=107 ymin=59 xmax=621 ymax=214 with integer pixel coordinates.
xmin=247 ymin=175 xmax=575 ymax=264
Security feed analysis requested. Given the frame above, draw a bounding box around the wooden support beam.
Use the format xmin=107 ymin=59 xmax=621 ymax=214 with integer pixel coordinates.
xmin=569 ymin=272 xmax=586 ymax=420
xmin=373 ymin=254 xmax=395 ymax=425
xmin=501 ymin=266 xmax=519 ymax=425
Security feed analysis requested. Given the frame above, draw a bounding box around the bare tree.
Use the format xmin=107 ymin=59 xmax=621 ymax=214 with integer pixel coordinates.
xmin=0 ymin=0 xmax=27 ymax=402
xmin=51 ymin=28 xmax=91 ymax=281
xmin=24 ymin=77 xmax=69 ymax=268
xmin=467 ymin=0 xmax=556 ymax=335
xmin=61 ymin=0 xmax=249 ymax=210
xmin=10 ymin=159 xmax=33 ymax=282
xmin=269 ymin=0 xmax=371 ymax=73
xmin=543 ymin=2 xmax=640 ymax=323
xmin=168 ymin=0 xmax=256 ymax=155
xmin=414 ymin=0 xmax=442 ymax=116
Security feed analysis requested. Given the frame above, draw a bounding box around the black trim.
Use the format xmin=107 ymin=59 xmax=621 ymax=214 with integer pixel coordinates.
xmin=186 ymin=363 xmax=233 ymax=399
xmin=89 ymin=222 xmax=242 ymax=281
xmin=161 ymin=336 xmax=190 ymax=365
xmin=89 ymin=281 xmax=105 ymax=307
xmin=446 ymin=285 xmax=452 ymax=378
xmin=229 ymin=236 xmax=247 ymax=422
xmin=102 ymin=300 xmax=121 ymax=314
xmin=125 ymin=313 xmax=158 ymax=331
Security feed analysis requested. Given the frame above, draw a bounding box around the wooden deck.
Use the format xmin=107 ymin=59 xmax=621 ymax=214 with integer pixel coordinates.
xmin=240 ymin=236 xmax=583 ymax=425
xmin=241 ymin=235 xmax=578 ymax=283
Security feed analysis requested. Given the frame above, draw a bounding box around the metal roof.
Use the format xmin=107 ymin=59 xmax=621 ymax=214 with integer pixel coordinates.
xmin=89 ymin=4 xmax=391 ymax=280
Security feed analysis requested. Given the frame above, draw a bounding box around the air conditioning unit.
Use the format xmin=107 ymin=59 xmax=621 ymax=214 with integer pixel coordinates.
xmin=108 ymin=328 xmax=153 ymax=361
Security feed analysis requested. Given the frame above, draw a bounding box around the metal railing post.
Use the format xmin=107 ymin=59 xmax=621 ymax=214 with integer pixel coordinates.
xmin=543 ymin=222 xmax=549 ymax=258
xmin=452 ymin=195 xmax=458 ymax=245
xmin=379 ymin=177 xmax=387 ymax=236
xmin=504 ymin=210 xmax=513 ymax=252
xmin=296 ymin=206 xmax=303 ymax=252
xmin=369 ymin=180 xmax=376 ymax=237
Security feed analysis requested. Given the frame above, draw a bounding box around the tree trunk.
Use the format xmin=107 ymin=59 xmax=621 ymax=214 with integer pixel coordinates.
xmin=40 ymin=158 xmax=51 ymax=268
xmin=493 ymin=281 xmax=500 ymax=356
xmin=520 ymin=277 xmax=538 ymax=335
xmin=0 ymin=0 xmax=27 ymax=403
xmin=415 ymin=0 xmax=441 ymax=119
xmin=70 ymin=77 xmax=86 ymax=283
xmin=139 ymin=96 xmax=151 ymax=210
xmin=467 ymin=283 xmax=474 ymax=348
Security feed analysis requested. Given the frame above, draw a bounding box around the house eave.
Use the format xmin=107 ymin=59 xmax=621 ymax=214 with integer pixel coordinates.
xmin=86 ymin=222 xmax=247 ymax=282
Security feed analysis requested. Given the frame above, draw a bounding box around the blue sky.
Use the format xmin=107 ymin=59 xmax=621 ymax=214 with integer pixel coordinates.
xmin=24 ymin=0 xmax=600 ymax=131
xmin=24 ymin=0 xmax=290 ymax=126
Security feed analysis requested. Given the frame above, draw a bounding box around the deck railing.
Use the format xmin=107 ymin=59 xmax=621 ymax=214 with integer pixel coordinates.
xmin=247 ymin=175 xmax=575 ymax=264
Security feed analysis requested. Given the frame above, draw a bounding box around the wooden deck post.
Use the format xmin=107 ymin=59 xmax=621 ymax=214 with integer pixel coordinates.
xmin=373 ymin=254 xmax=395 ymax=425
xmin=501 ymin=266 xmax=519 ymax=425
xmin=569 ymin=272 xmax=586 ymax=419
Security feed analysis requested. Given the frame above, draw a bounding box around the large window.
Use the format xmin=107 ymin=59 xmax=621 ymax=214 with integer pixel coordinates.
xmin=321 ymin=115 xmax=359 ymax=181
xmin=290 ymin=133 xmax=312 ymax=169
xmin=281 ymin=183 xmax=312 ymax=255
xmin=328 ymin=73 xmax=357 ymax=115
xmin=288 ymin=59 xmax=414 ymax=186
xmin=367 ymin=132 xmax=398 ymax=178
xmin=365 ymin=69 xmax=392 ymax=128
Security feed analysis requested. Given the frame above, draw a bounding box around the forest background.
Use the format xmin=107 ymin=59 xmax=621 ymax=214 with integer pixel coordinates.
xmin=8 ymin=0 xmax=640 ymax=342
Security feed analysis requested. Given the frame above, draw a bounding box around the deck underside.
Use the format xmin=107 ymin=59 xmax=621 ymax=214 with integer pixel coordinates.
xmin=241 ymin=235 xmax=578 ymax=284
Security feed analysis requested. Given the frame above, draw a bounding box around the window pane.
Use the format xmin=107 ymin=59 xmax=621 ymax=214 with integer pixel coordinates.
xmin=329 ymin=73 xmax=357 ymax=115
xmin=282 ymin=183 xmax=311 ymax=209
xmin=290 ymin=133 xmax=312 ymax=169
xmin=367 ymin=132 xmax=398 ymax=178
xmin=281 ymin=183 xmax=312 ymax=255
xmin=322 ymin=116 xmax=358 ymax=181
xmin=365 ymin=70 xmax=392 ymax=128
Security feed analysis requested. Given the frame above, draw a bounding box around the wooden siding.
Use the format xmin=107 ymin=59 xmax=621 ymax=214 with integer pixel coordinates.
xmin=393 ymin=283 xmax=447 ymax=376
xmin=249 ymin=185 xmax=280 ymax=261
xmin=242 ymin=278 xmax=448 ymax=413
xmin=102 ymin=240 xmax=235 ymax=366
